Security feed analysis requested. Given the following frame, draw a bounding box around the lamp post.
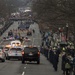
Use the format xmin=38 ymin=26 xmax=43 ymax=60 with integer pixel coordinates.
xmin=59 ymin=27 xmax=62 ymax=42
xmin=66 ymin=23 xmax=69 ymax=42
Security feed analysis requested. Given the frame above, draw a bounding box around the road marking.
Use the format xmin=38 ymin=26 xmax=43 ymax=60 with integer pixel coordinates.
xmin=22 ymin=72 xmax=25 ymax=75
xmin=25 ymin=63 xmax=27 ymax=65
xmin=24 ymin=67 xmax=26 ymax=69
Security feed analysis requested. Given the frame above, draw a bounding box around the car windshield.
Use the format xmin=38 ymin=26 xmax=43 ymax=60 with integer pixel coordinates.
xmin=1 ymin=40 xmax=11 ymax=45
xmin=24 ymin=47 xmax=38 ymax=53
xmin=10 ymin=48 xmax=22 ymax=51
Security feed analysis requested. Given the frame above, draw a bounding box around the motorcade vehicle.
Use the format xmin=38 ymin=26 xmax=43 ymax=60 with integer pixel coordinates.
xmin=10 ymin=40 xmax=22 ymax=47
xmin=6 ymin=47 xmax=23 ymax=60
xmin=4 ymin=45 xmax=11 ymax=49
xmin=8 ymin=30 xmax=13 ymax=37
xmin=27 ymin=31 xmax=32 ymax=36
xmin=3 ymin=46 xmax=10 ymax=57
xmin=2 ymin=40 xmax=21 ymax=49
xmin=0 ymin=48 xmax=5 ymax=62
xmin=3 ymin=36 xmax=15 ymax=41
xmin=21 ymin=46 xmax=40 ymax=64
xmin=24 ymin=36 xmax=31 ymax=42
xmin=18 ymin=22 xmax=30 ymax=30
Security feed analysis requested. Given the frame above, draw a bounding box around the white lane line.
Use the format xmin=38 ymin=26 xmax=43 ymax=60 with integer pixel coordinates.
xmin=25 ymin=64 xmax=27 ymax=65
xmin=24 ymin=67 xmax=26 ymax=69
xmin=22 ymin=72 xmax=25 ymax=75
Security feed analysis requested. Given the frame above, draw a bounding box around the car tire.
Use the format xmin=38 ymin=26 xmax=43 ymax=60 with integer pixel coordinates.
xmin=7 ymin=57 xmax=10 ymax=60
xmin=6 ymin=57 xmax=8 ymax=60
xmin=2 ymin=59 xmax=5 ymax=62
xmin=22 ymin=58 xmax=24 ymax=64
xmin=37 ymin=60 xmax=40 ymax=64
xmin=22 ymin=60 xmax=24 ymax=64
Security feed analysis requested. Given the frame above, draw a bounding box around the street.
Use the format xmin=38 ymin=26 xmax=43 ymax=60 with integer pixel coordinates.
xmin=0 ymin=22 xmax=62 ymax=75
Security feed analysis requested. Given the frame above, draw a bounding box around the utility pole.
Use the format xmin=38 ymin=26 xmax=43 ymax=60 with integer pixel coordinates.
xmin=66 ymin=23 xmax=69 ymax=42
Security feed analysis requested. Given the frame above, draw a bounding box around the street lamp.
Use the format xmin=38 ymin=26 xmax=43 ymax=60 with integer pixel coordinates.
xmin=59 ymin=27 xmax=62 ymax=42
xmin=59 ymin=27 xmax=61 ymax=30
xmin=66 ymin=23 xmax=69 ymax=42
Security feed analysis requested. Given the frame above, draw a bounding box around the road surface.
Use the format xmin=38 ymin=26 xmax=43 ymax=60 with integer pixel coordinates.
xmin=0 ymin=22 xmax=62 ymax=75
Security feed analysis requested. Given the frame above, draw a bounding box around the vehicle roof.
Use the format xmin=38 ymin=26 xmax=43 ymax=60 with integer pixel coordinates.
xmin=25 ymin=47 xmax=38 ymax=49
xmin=24 ymin=47 xmax=39 ymax=52
xmin=24 ymin=45 xmax=38 ymax=48
xmin=11 ymin=40 xmax=21 ymax=43
xmin=10 ymin=46 xmax=24 ymax=49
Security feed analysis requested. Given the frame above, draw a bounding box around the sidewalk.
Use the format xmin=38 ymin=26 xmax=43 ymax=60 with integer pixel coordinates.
xmin=40 ymin=54 xmax=62 ymax=75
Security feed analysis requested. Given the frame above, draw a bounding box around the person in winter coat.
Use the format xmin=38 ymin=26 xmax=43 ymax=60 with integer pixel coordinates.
xmin=73 ymin=56 xmax=75 ymax=75
xmin=33 ymin=29 xmax=35 ymax=33
xmin=70 ymin=46 xmax=74 ymax=57
xmin=66 ymin=46 xmax=71 ymax=55
xmin=49 ymin=48 xmax=54 ymax=64
xmin=56 ymin=47 xmax=61 ymax=62
xmin=61 ymin=52 xmax=67 ymax=74
xmin=65 ymin=55 xmax=71 ymax=75
xmin=52 ymin=48 xmax=59 ymax=71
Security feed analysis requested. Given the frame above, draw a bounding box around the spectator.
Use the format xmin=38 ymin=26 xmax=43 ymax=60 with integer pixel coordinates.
xmin=65 ymin=54 xmax=71 ymax=75
xmin=52 ymin=47 xmax=59 ymax=71
xmin=33 ymin=29 xmax=35 ymax=33
xmin=49 ymin=47 xmax=54 ymax=64
xmin=61 ymin=52 xmax=67 ymax=74
xmin=73 ymin=56 xmax=75 ymax=75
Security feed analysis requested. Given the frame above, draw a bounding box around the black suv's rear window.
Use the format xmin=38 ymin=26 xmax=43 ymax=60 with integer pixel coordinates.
xmin=24 ymin=47 xmax=38 ymax=53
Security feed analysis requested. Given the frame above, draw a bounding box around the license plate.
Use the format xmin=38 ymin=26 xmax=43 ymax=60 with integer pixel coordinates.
xmin=29 ymin=53 xmax=33 ymax=56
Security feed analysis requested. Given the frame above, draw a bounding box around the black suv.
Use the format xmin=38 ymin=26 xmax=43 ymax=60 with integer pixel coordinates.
xmin=21 ymin=47 xmax=40 ymax=64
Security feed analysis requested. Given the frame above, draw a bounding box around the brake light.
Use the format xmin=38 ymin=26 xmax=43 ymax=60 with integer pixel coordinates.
xmin=38 ymin=51 xmax=40 ymax=56
xmin=21 ymin=51 xmax=24 ymax=55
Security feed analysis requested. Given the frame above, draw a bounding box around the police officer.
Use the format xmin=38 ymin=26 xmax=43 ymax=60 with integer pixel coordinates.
xmin=61 ymin=52 xmax=67 ymax=74
xmin=49 ymin=47 xmax=54 ymax=64
xmin=73 ymin=56 xmax=75 ymax=75
xmin=70 ymin=46 xmax=74 ymax=57
xmin=33 ymin=29 xmax=35 ymax=33
xmin=66 ymin=45 xmax=71 ymax=54
xmin=52 ymin=47 xmax=59 ymax=71
xmin=65 ymin=54 xmax=72 ymax=75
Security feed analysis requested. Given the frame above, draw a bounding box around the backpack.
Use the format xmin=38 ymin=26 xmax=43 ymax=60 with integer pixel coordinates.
xmin=65 ymin=63 xmax=71 ymax=69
